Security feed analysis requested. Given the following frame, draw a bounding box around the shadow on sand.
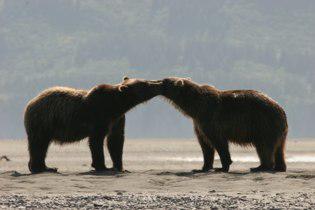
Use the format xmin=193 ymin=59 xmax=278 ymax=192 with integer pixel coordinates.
xmin=155 ymin=170 xmax=255 ymax=177
xmin=0 ymin=170 xmax=61 ymax=177
xmin=77 ymin=170 xmax=128 ymax=177
xmin=0 ymin=170 xmax=129 ymax=177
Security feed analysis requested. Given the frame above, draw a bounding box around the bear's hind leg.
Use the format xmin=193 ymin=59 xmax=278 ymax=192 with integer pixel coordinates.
xmin=251 ymin=143 xmax=275 ymax=172
xmin=28 ymin=135 xmax=56 ymax=174
xmin=89 ymin=129 xmax=108 ymax=171
xmin=193 ymin=124 xmax=215 ymax=173
xmin=274 ymin=140 xmax=286 ymax=172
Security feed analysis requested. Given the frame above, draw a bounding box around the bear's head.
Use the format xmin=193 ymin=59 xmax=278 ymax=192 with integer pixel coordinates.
xmin=118 ymin=76 xmax=163 ymax=103
xmin=160 ymin=77 xmax=219 ymax=118
xmin=161 ymin=77 xmax=195 ymax=97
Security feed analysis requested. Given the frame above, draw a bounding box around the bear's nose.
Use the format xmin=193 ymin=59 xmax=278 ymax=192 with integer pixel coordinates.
xmin=148 ymin=79 xmax=163 ymax=85
xmin=147 ymin=80 xmax=163 ymax=93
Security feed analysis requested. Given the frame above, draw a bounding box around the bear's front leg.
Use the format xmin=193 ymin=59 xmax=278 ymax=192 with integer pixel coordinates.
xmin=88 ymin=131 xmax=108 ymax=171
xmin=193 ymin=124 xmax=215 ymax=173
xmin=107 ymin=116 xmax=125 ymax=172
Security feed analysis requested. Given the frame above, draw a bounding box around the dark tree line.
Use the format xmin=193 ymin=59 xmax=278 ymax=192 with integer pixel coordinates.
xmin=0 ymin=0 xmax=314 ymax=138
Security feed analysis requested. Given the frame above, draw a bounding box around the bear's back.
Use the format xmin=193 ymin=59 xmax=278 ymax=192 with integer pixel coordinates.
xmin=26 ymin=87 xmax=87 ymax=112
xmin=24 ymin=87 xmax=88 ymax=133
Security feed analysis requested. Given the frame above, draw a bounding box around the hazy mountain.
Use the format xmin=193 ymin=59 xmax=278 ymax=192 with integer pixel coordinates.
xmin=0 ymin=0 xmax=314 ymax=139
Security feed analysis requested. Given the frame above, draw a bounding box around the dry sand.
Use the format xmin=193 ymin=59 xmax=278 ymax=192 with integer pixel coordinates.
xmin=0 ymin=139 xmax=314 ymax=209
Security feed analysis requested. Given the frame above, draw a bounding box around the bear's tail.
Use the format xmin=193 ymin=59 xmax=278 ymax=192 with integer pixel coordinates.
xmin=274 ymin=129 xmax=287 ymax=172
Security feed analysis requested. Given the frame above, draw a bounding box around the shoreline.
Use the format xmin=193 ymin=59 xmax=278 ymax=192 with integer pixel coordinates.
xmin=1 ymin=139 xmax=314 ymax=209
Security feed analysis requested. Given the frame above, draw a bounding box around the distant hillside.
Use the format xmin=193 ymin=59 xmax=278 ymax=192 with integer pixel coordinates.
xmin=0 ymin=0 xmax=314 ymax=138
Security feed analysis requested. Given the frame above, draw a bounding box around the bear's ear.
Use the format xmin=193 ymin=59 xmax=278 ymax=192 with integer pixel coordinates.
xmin=118 ymin=84 xmax=128 ymax=92
xmin=123 ymin=76 xmax=129 ymax=81
xmin=175 ymin=79 xmax=184 ymax=86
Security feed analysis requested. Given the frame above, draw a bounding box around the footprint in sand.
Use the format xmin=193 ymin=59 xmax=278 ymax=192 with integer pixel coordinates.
xmin=286 ymin=174 xmax=315 ymax=180
xmin=73 ymin=184 xmax=89 ymax=189
xmin=253 ymin=177 xmax=264 ymax=181
xmin=17 ymin=180 xmax=35 ymax=184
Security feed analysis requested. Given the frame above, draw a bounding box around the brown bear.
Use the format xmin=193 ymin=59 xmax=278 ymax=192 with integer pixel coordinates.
xmin=24 ymin=77 xmax=162 ymax=173
xmin=161 ymin=77 xmax=288 ymax=172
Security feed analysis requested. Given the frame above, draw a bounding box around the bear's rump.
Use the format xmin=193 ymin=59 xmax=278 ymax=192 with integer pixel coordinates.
xmin=215 ymin=108 xmax=280 ymax=145
xmin=26 ymin=92 xmax=91 ymax=142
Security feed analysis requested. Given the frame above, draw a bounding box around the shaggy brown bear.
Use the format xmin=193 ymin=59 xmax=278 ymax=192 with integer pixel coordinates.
xmin=24 ymin=77 xmax=162 ymax=173
xmin=161 ymin=77 xmax=288 ymax=172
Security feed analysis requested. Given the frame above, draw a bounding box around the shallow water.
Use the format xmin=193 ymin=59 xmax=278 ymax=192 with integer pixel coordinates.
xmin=134 ymin=155 xmax=315 ymax=163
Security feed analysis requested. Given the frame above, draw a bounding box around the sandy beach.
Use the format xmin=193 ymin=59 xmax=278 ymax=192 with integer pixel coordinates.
xmin=0 ymin=139 xmax=314 ymax=209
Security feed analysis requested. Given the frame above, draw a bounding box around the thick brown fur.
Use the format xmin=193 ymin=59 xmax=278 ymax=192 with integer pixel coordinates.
xmin=161 ymin=77 xmax=288 ymax=172
xmin=24 ymin=77 xmax=162 ymax=173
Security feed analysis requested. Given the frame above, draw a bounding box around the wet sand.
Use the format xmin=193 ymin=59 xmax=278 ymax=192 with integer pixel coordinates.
xmin=0 ymin=139 xmax=314 ymax=209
